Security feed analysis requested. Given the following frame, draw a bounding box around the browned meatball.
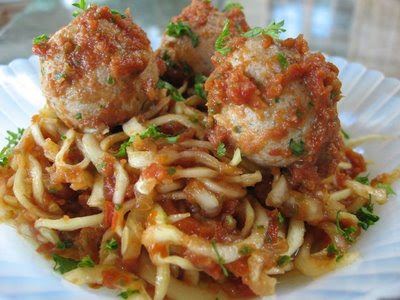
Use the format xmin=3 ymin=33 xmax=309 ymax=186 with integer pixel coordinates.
xmin=158 ymin=0 xmax=249 ymax=82
xmin=33 ymin=5 xmax=159 ymax=133
xmin=205 ymin=34 xmax=342 ymax=170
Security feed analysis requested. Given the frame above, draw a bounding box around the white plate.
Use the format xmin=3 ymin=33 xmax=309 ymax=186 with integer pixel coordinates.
xmin=0 ymin=56 xmax=399 ymax=300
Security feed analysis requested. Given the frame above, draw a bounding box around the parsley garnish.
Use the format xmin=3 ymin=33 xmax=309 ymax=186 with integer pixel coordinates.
xmin=0 ymin=128 xmax=24 ymax=167
xmin=75 ymin=113 xmax=82 ymax=120
xmin=238 ymin=246 xmax=252 ymax=256
xmin=167 ymin=167 xmax=176 ymax=175
xmin=162 ymin=52 xmax=178 ymax=70
xmin=115 ymin=203 xmax=122 ymax=210
xmin=289 ymin=139 xmax=305 ymax=156
xmin=118 ymin=289 xmax=140 ymax=299
xmin=33 ymin=34 xmax=49 ymax=45
xmin=107 ymin=76 xmax=114 ymax=85
xmin=115 ymin=136 xmax=134 ymax=158
xmin=223 ymin=2 xmax=243 ymax=11
xmin=242 ymin=20 xmax=286 ymax=39
xmin=277 ymin=52 xmax=288 ymax=69
xmin=356 ymin=202 xmax=379 ymax=230
xmin=277 ymin=212 xmax=285 ymax=224
xmin=211 ymin=240 xmax=229 ymax=277
xmin=166 ymin=20 xmax=199 ymax=47
xmin=111 ymin=9 xmax=126 ymax=19
xmin=355 ymin=174 xmax=369 ymax=185
xmin=341 ymin=128 xmax=350 ymax=140
xmin=157 ymin=79 xmax=185 ymax=102
xmin=72 ymin=0 xmax=89 ymax=17
xmin=105 ymin=238 xmax=118 ymax=251
xmin=56 ymin=240 xmax=73 ymax=250
xmin=52 ymin=254 xmax=79 ymax=274
xmin=139 ymin=124 xmax=179 ymax=144
xmin=215 ymin=19 xmax=231 ymax=55
xmin=335 ymin=210 xmax=356 ymax=242
xmin=327 ymin=243 xmax=343 ymax=262
xmin=216 ymin=143 xmax=226 ymax=158
xmin=194 ymin=74 xmax=207 ymax=100
xmin=376 ymin=182 xmax=396 ymax=196
xmin=77 ymin=255 xmax=95 ymax=268
xmin=277 ymin=255 xmax=291 ymax=267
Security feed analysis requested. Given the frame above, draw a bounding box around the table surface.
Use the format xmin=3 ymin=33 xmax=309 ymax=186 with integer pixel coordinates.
xmin=0 ymin=0 xmax=399 ymax=78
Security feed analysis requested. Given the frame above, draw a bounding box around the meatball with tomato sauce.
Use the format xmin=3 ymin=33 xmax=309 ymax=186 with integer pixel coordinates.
xmin=158 ymin=0 xmax=249 ymax=82
xmin=33 ymin=5 xmax=159 ymax=133
xmin=205 ymin=33 xmax=343 ymax=173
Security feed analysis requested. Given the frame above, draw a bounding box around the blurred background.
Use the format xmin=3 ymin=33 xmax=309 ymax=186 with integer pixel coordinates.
xmin=0 ymin=0 xmax=399 ymax=77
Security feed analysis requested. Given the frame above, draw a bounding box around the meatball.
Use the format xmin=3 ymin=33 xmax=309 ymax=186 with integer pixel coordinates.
xmin=158 ymin=0 xmax=249 ymax=82
xmin=33 ymin=5 xmax=159 ymax=133
xmin=205 ymin=34 xmax=342 ymax=168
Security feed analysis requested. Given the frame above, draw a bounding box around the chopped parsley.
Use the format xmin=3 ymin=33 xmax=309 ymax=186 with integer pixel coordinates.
xmin=167 ymin=167 xmax=176 ymax=175
xmin=355 ymin=174 xmax=369 ymax=185
xmin=277 ymin=52 xmax=288 ymax=69
xmin=115 ymin=203 xmax=122 ymax=210
xmin=242 ymin=20 xmax=286 ymax=39
xmin=75 ymin=113 xmax=82 ymax=120
xmin=376 ymin=182 xmax=396 ymax=196
xmin=274 ymin=97 xmax=280 ymax=103
xmin=277 ymin=212 xmax=285 ymax=224
xmin=77 ymin=255 xmax=95 ymax=268
xmin=72 ymin=0 xmax=89 ymax=17
xmin=33 ymin=34 xmax=49 ymax=45
xmin=111 ymin=9 xmax=126 ymax=19
xmin=327 ymin=243 xmax=343 ymax=262
xmin=211 ymin=240 xmax=229 ymax=277
xmin=194 ymin=74 xmax=208 ymax=100
xmin=52 ymin=254 xmax=79 ymax=274
xmin=335 ymin=210 xmax=356 ymax=243
xmin=277 ymin=255 xmax=291 ymax=267
xmin=356 ymin=202 xmax=379 ymax=231
xmin=107 ymin=76 xmax=114 ymax=85
xmin=166 ymin=20 xmax=199 ymax=47
xmin=215 ymin=19 xmax=231 ymax=55
xmin=238 ymin=246 xmax=252 ymax=256
xmin=105 ymin=238 xmax=118 ymax=251
xmin=223 ymin=2 xmax=244 ymax=11
xmin=115 ymin=136 xmax=134 ymax=158
xmin=289 ymin=139 xmax=305 ymax=156
xmin=118 ymin=289 xmax=140 ymax=299
xmin=162 ymin=52 xmax=178 ymax=70
xmin=216 ymin=143 xmax=226 ymax=158
xmin=341 ymin=128 xmax=350 ymax=140
xmin=56 ymin=240 xmax=73 ymax=250
xmin=0 ymin=128 xmax=24 ymax=167
xmin=157 ymin=79 xmax=185 ymax=102
xmin=139 ymin=124 xmax=179 ymax=144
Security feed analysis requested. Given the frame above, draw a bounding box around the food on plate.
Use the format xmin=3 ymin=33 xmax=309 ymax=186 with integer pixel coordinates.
xmin=0 ymin=1 xmax=398 ymax=299
xmin=33 ymin=4 xmax=160 ymax=133
xmin=159 ymin=0 xmax=249 ymax=83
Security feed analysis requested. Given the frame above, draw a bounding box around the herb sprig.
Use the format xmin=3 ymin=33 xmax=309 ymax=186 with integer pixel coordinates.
xmin=0 ymin=128 xmax=24 ymax=167
xmin=139 ymin=124 xmax=179 ymax=144
xmin=157 ymin=79 xmax=185 ymax=102
xmin=223 ymin=2 xmax=244 ymax=12
xmin=194 ymin=74 xmax=208 ymax=100
xmin=72 ymin=0 xmax=89 ymax=17
xmin=33 ymin=34 xmax=49 ymax=45
xmin=166 ymin=20 xmax=199 ymax=47
xmin=356 ymin=202 xmax=379 ymax=230
xmin=335 ymin=210 xmax=356 ymax=243
xmin=115 ymin=137 xmax=134 ymax=158
xmin=242 ymin=20 xmax=286 ymax=39
xmin=215 ymin=19 xmax=231 ymax=55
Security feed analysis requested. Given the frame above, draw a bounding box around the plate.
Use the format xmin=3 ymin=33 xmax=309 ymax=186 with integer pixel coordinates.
xmin=0 ymin=56 xmax=399 ymax=300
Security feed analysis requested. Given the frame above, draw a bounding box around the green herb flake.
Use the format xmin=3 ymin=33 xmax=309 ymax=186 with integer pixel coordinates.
xmin=274 ymin=97 xmax=280 ymax=103
xmin=75 ymin=113 xmax=82 ymax=120
xmin=111 ymin=9 xmax=126 ymax=19
xmin=166 ymin=20 xmax=199 ymax=48
xmin=376 ymin=182 xmax=396 ymax=196
xmin=289 ymin=139 xmax=305 ymax=156
xmin=72 ymin=0 xmax=89 ymax=17
xmin=77 ymin=255 xmax=95 ymax=268
xmin=33 ymin=34 xmax=49 ymax=45
xmin=211 ymin=240 xmax=229 ymax=277
xmin=216 ymin=143 xmax=226 ymax=158
xmin=167 ymin=167 xmax=176 ymax=175
xmin=233 ymin=126 xmax=241 ymax=133
xmin=115 ymin=136 xmax=135 ymax=158
xmin=0 ymin=128 xmax=24 ymax=167
xmin=162 ymin=53 xmax=178 ymax=70
xmin=277 ymin=52 xmax=288 ymax=69
xmin=341 ymin=128 xmax=350 ymax=140
xmin=52 ymin=254 xmax=79 ymax=274
xmin=356 ymin=202 xmax=379 ymax=231
xmin=138 ymin=124 xmax=179 ymax=144
xmin=118 ymin=289 xmax=140 ymax=299
xmin=242 ymin=20 xmax=286 ymax=39
xmin=115 ymin=203 xmax=122 ymax=210
xmin=105 ymin=238 xmax=118 ymax=251
xmin=238 ymin=246 xmax=252 ymax=256
xmin=107 ymin=76 xmax=114 ymax=85
xmin=355 ymin=174 xmax=369 ymax=185
xmin=194 ymin=74 xmax=208 ymax=100
xmin=277 ymin=212 xmax=285 ymax=224
xmin=327 ymin=243 xmax=343 ymax=262
xmin=335 ymin=210 xmax=356 ymax=243
xmin=215 ymin=19 xmax=231 ymax=55
xmin=277 ymin=255 xmax=291 ymax=267
xmin=60 ymin=135 xmax=67 ymax=141
xmin=223 ymin=2 xmax=244 ymax=12
xmin=56 ymin=240 xmax=74 ymax=250
xmin=157 ymin=79 xmax=185 ymax=102
xmin=97 ymin=162 xmax=106 ymax=170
